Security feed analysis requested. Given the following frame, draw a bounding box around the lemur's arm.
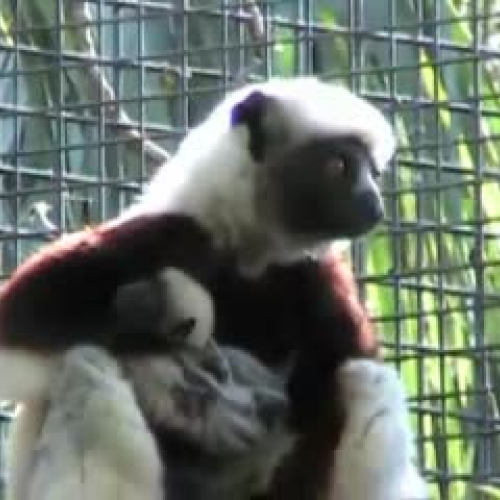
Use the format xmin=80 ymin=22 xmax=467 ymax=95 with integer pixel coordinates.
xmin=0 ymin=212 xmax=216 ymax=355
xmin=208 ymin=251 xmax=379 ymax=432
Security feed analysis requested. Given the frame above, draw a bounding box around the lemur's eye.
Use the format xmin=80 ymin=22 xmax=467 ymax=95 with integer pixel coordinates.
xmin=326 ymin=157 xmax=346 ymax=177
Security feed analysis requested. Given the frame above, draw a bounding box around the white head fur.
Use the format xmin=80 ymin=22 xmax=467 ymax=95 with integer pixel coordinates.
xmin=121 ymin=77 xmax=396 ymax=274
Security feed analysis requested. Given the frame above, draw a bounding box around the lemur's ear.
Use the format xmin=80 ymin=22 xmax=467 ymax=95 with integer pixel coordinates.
xmin=230 ymin=90 xmax=269 ymax=127
xmin=230 ymin=90 xmax=271 ymax=162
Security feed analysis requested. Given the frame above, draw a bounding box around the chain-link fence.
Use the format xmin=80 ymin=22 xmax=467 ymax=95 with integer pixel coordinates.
xmin=1 ymin=0 xmax=500 ymax=499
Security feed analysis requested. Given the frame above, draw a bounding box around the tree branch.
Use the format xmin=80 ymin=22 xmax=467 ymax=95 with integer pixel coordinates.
xmin=242 ymin=0 xmax=265 ymax=59
xmin=68 ymin=0 xmax=171 ymax=165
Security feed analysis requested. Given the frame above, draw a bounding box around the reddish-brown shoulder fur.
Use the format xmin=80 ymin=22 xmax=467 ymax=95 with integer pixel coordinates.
xmin=261 ymin=252 xmax=380 ymax=500
xmin=282 ymin=250 xmax=378 ymax=430
xmin=0 ymin=213 xmax=213 ymax=352
xmin=319 ymin=250 xmax=378 ymax=357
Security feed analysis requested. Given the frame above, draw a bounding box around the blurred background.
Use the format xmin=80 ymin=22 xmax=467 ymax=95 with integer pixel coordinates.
xmin=1 ymin=0 xmax=500 ymax=498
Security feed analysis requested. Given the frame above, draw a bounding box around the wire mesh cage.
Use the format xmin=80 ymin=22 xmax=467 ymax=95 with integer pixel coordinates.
xmin=1 ymin=0 xmax=500 ymax=499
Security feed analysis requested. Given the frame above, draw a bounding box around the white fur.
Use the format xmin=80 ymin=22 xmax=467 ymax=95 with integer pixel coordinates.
xmin=120 ymin=77 xmax=395 ymax=273
xmin=161 ymin=267 xmax=214 ymax=349
xmin=14 ymin=347 xmax=163 ymax=500
xmin=330 ymin=359 xmax=428 ymax=500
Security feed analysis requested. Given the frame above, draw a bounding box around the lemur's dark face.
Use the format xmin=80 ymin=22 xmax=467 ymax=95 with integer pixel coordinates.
xmin=231 ymin=90 xmax=386 ymax=241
